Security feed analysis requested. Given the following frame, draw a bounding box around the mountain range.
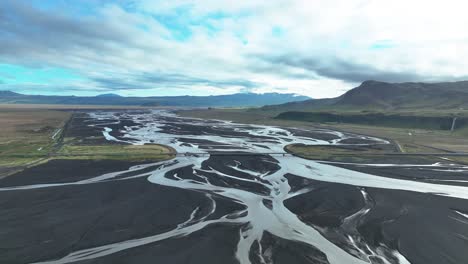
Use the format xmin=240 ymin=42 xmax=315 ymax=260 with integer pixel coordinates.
xmin=4 ymin=80 xmax=468 ymax=110
xmin=0 ymin=91 xmax=309 ymax=107
xmin=262 ymin=80 xmax=468 ymax=112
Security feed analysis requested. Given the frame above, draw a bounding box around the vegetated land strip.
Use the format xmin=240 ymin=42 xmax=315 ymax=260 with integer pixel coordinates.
xmin=0 ymin=108 xmax=72 ymax=177
xmin=275 ymin=111 xmax=468 ymax=131
xmin=0 ymin=108 xmax=174 ymax=178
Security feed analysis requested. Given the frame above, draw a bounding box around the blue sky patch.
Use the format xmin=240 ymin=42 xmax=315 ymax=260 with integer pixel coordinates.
xmin=370 ymin=40 xmax=396 ymax=50
xmin=0 ymin=64 xmax=82 ymax=85
xmin=272 ymin=26 xmax=284 ymax=37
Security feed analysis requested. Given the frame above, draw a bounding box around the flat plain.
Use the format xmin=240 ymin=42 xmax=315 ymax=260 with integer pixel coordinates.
xmin=2 ymin=107 xmax=468 ymax=264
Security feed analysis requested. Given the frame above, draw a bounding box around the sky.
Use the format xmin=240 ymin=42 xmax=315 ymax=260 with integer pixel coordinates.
xmin=1 ymin=0 xmax=468 ymax=98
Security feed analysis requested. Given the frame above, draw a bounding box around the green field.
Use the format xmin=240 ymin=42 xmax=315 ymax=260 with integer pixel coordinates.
xmin=0 ymin=107 xmax=174 ymax=178
xmin=57 ymin=143 xmax=174 ymax=161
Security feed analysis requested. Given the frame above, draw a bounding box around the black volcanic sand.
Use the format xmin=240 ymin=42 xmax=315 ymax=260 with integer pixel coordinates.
xmin=0 ymin=160 xmax=244 ymax=264
xmin=362 ymin=188 xmax=468 ymax=264
xmin=66 ymin=111 xmax=146 ymax=145
xmin=163 ymin=155 xmax=275 ymax=196
xmin=0 ymin=159 xmax=146 ymax=187
xmin=157 ymin=116 xmax=351 ymax=143
xmin=5 ymin=157 xmax=467 ymax=263
xmin=65 ymin=113 xmax=117 ymax=145
xmin=284 ymin=174 xmax=365 ymax=228
xmin=284 ymin=176 xmax=468 ymax=264
xmin=254 ymin=232 xmax=328 ymax=264
xmin=82 ymin=224 xmax=241 ymax=264
xmin=287 ymin=128 xmax=341 ymax=142
xmin=200 ymin=155 xmax=277 ymax=195
xmin=159 ymin=121 xmax=276 ymax=141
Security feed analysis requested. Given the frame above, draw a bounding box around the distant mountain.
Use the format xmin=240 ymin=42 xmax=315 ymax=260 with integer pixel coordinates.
xmin=95 ymin=93 xmax=122 ymax=98
xmin=0 ymin=91 xmax=309 ymax=107
xmin=262 ymin=80 xmax=468 ymax=112
xmin=0 ymin=90 xmax=21 ymax=97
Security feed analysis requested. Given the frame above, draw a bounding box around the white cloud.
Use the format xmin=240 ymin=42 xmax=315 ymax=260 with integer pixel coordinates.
xmin=2 ymin=0 xmax=468 ymax=97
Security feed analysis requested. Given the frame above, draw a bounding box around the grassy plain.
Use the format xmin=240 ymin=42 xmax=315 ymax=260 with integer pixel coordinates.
xmin=57 ymin=143 xmax=174 ymax=161
xmin=0 ymin=108 xmax=70 ymax=168
xmin=0 ymin=106 xmax=174 ymax=177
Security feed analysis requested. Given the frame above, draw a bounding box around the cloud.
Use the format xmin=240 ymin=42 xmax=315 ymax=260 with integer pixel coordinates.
xmin=139 ymin=73 xmax=259 ymax=89
xmin=91 ymin=73 xmax=260 ymax=90
xmin=259 ymin=55 xmax=432 ymax=83
xmin=0 ymin=2 xmax=126 ymax=56
xmin=1 ymin=0 xmax=468 ymax=97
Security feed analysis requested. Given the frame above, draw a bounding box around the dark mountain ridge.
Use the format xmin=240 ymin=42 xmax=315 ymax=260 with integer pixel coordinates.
xmin=262 ymin=80 xmax=468 ymax=111
xmin=0 ymin=91 xmax=21 ymax=97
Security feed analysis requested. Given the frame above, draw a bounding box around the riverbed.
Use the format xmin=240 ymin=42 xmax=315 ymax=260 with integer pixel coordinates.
xmin=1 ymin=110 xmax=468 ymax=264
